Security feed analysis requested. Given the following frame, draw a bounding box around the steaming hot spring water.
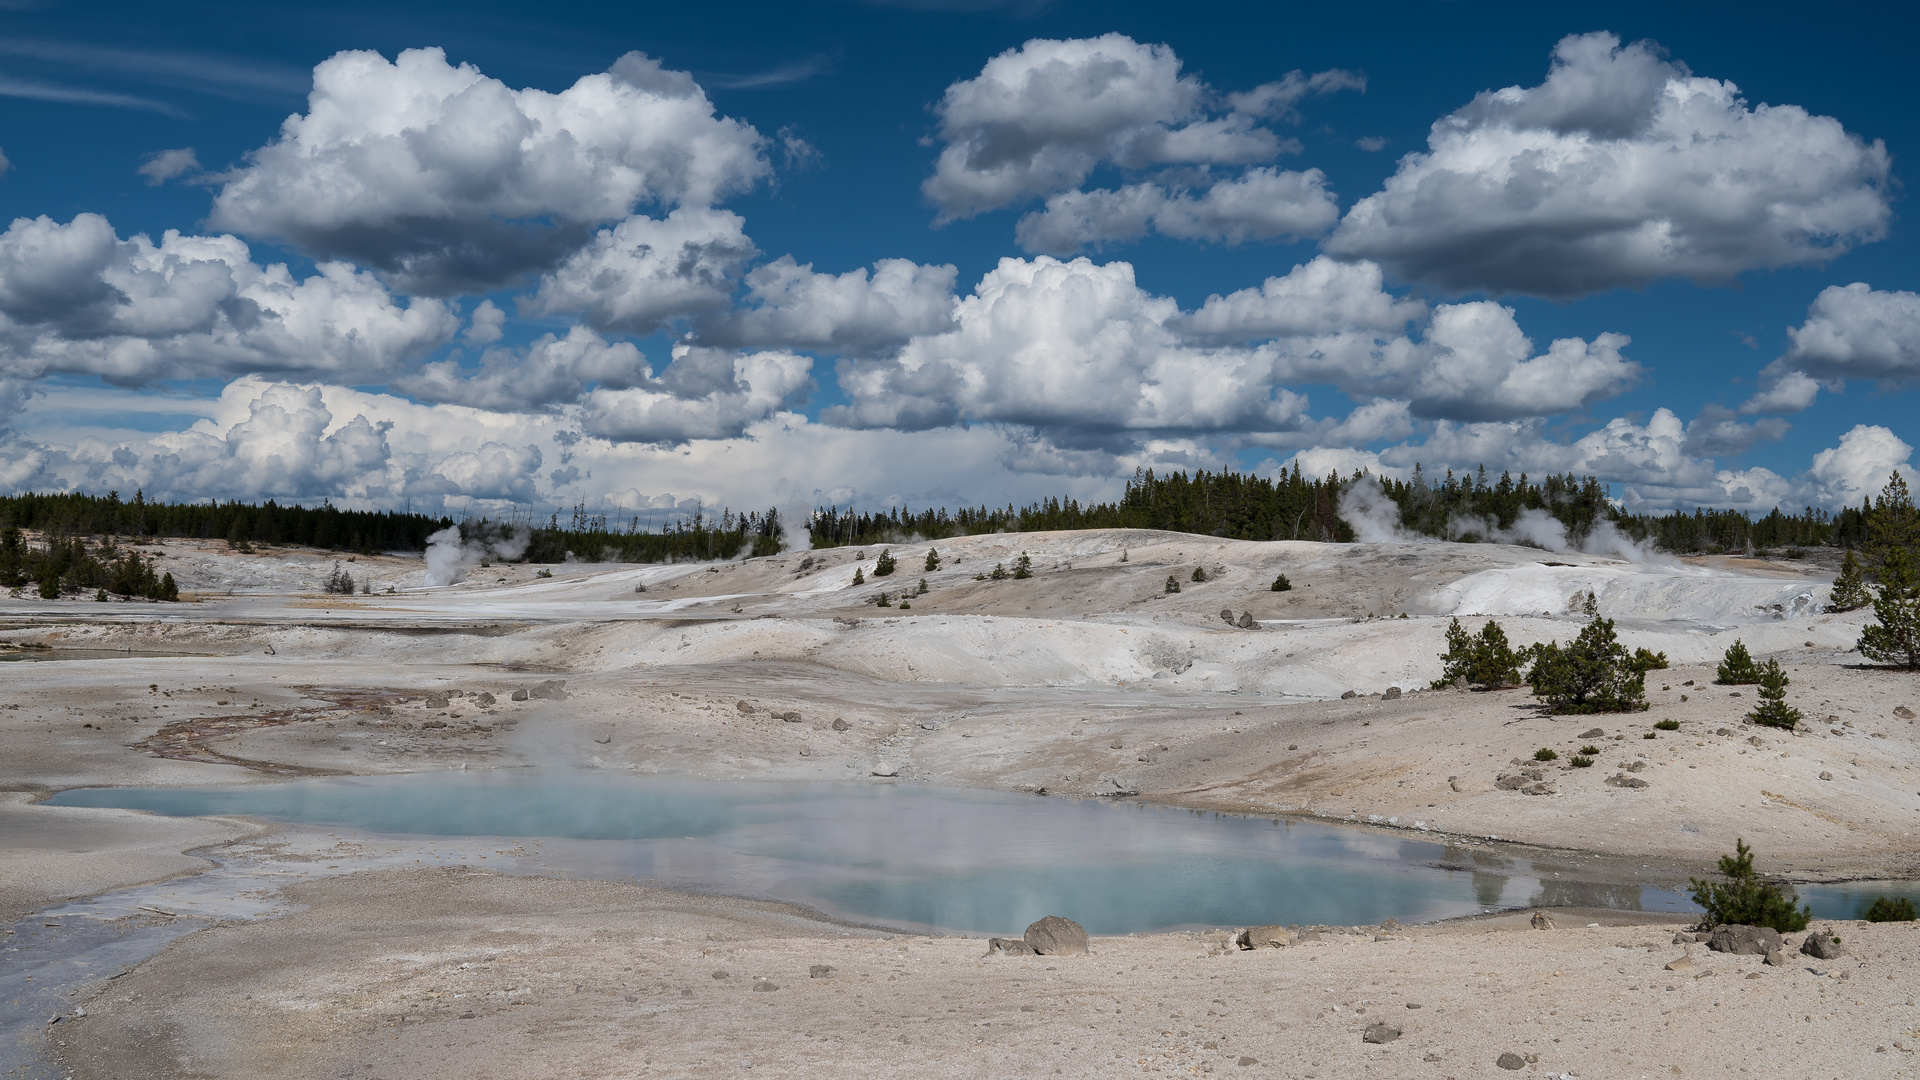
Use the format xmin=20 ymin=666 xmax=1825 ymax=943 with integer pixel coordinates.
xmin=44 ymin=772 xmax=1912 ymax=934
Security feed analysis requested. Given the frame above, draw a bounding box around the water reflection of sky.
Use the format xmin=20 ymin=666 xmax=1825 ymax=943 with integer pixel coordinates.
xmin=47 ymin=770 xmax=1919 ymax=936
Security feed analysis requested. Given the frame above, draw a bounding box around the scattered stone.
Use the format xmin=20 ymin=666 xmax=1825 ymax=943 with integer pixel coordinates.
xmin=1801 ymin=932 xmax=1847 ymax=959
xmin=1023 ymin=915 xmax=1089 ymax=956
xmin=1363 ymin=1022 xmax=1401 ymax=1044
xmin=1748 ymin=735 xmax=1766 ymax=747
xmin=1236 ymin=925 xmax=1291 ymax=949
xmin=1496 ymin=774 xmax=1529 ymax=790
xmin=475 ymin=692 xmax=495 ymax=707
xmin=1579 ymin=727 xmax=1606 ymax=739
xmin=711 ymin=970 xmax=729 ymax=979
xmin=1237 ymin=1057 xmax=1259 ymax=1067
xmin=1626 ymin=760 xmax=1648 ymax=772
xmin=423 ymin=694 xmax=449 ymax=709
xmin=1497 ymin=1051 xmax=1528 ymax=1070
xmin=1715 ymin=728 xmax=1733 ymax=736
xmin=1293 ymin=929 xmax=1321 ymax=942
xmin=1531 ymin=911 xmax=1556 ymax=930
xmin=528 ymin=680 xmax=567 ymax=700
xmin=1220 ymin=608 xmax=1236 ymax=624
xmin=1672 ymin=932 xmax=1693 ymax=945
xmin=777 ymin=711 xmax=802 ymax=722
xmin=1110 ymin=740 xmax=1123 ymax=749
xmin=1819 ymin=771 xmax=1834 ymax=781
xmin=1608 ymin=774 xmax=1650 ymax=789
xmin=1288 ymin=744 xmax=1298 ymax=751
xmin=871 ymin=762 xmax=899 ymax=777
xmin=1664 ymin=955 xmax=1692 ymax=971
xmin=1383 ymin=687 xmax=1402 ymax=700
xmin=1895 ymin=706 xmax=1915 ymax=719
xmin=510 ymin=689 xmax=529 ymax=702
xmin=798 ymin=747 xmax=810 ymax=757
xmin=1709 ymin=924 xmax=1783 ymax=955
xmin=262 ymin=644 xmax=275 ymax=655
xmin=1237 ymin=611 xmax=1259 ymax=630
xmin=737 ymin=700 xmax=755 ymax=714
xmin=752 ymin=980 xmax=777 ymax=992
xmin=422 ymin=719 xmax=448 ymax=729
xmin=831 ymin=718 xmax=851 ymax=731
xmin=1341 ymin=690 xmax=1358 ymax=699
xmin=1522 ymin=782 xmax=1556 ymax=796
xmin=986 ymin=937 xmax=1036 ymax=956
xmin=1764 ymin=949 xmax=1787 ymax=966
xmin=809 ymin=965 xmax=834 ymax=978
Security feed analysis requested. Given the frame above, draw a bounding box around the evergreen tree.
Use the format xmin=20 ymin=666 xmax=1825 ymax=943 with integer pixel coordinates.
xmin=1826 ymin=551 xmax=1871 ymax=612
xmin=1715 ymin=639 xmax=1761 ymax=684
xmin=851 ymin=567 xmax=865 ymax=585
xmin=1431 ymin=618 xmax=1523 ymax=690
xmin=1270 ymin=573 xmax=1292 ymax=592
xmin=1858 ymin=544 xmax=1920 ymax=668
xmin=1191 ymin=566 xmax=1208 ymax=582
xmin=1164 ymin=575 xmax=1181 ymax=593
xmin=874 ymin=550 xmax=896 ymax=577
xmin=1013 ymin=553 xmax=1033 ymax=579
xmin=1865 ymin=471 xmax=1919 ymax=569
xmin=1688 ymin=839 xmax=1810 ymax=932
xmin=1525 ymin=613 xmax=1648 ymax=713
xmin=1747 ymin=659 xmax=1802 ymax=729
xmin=924 ymin=549 xmax=940 ymax=572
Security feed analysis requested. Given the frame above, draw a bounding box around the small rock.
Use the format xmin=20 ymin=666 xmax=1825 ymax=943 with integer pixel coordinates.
xmin=1237 ymin=611 xmax=1259 ymax=630
xmin=1579 ymin=727 xmax=1606 ymax=739
xmin=1764 ymin=949 xmax=1787 ymax=966
xmin=871 ymin=762 xmax=899 ymax=777
xmin=1709 ymin=924 xmax=1783 ymax=955
xmin=777 ymin=710 xmax=802 ymax=722
xmin=711 ymin=970 xmax=729 ymax=979
xmin=475 ymin=692 xmax=495 ymax=707
xmin=1497 ymin=1051 xmax=1527 ymax=1070
xmin=423 ymin=694 xmax=449 ymax=709
xmin=1819 ymin=771 xmax=1834 ymax=781
xmin=1023 ymin=915 xmax=1089 ymax=956
xmin=1288 ymin=744 xmax=1297 ymax=750
xmin=510 ymin=689 xmax=529 ymax=702
xmin=798 ymin=747 xmax=810 ymax=757
xmin=1607 ymin=773 xmax=1650 ymax=789
xmin=1383 ymin=686 xmax=1402 ymax=700
xmin=262 ymin=644 xmax=275 ymax=655
xmin=1496 ymin=774 xmax=1529 ymax=790
xmin=1664 ymin=955 xmax=1692 ymax=971
xmin=737 ymin=700 xmax=755 ymax=714
xmin=1531 ymin=911 xmax=1555 ymax=930
xmin=1293 ymin=929 xmax=1321 ymax=942
xmin=752 ymin=980 xmax=777 ymax=992
xmin=1801 ymin=932 xmax=1846 ymax=959
xmin=421 ymin=719 xmax=448 ymax=729
xmin=809 ymin=965 xmax=834 ymax=978
xmin=1110 ymin=740 xmax=1123 ymax=749
xmin=831 ymin=717 xmax=852 ymax=732
xmin=1363 ymin=1022 xmax=1401 ymax=1044
xmin=1236 ymin=925 xmax=1291 ymax=949
xmin=1341 ymin=690 xmax=1358 ymax=700
xmin=1237 ymin=1057 xmax=1258 ymax=1067
xmin=1221 ymin=608 xmax=1237 ymax=624
xmin=985 ymin=937 xmax=1036 ymax=956
xmin=1672 ymin=932 xmax=1692 ymax=944
xmin=1715 ymin=727 xmax=1733 ymax=736
xmin=1748 ymin=735 xmax=1766 ymax=747
xmin=528 ymin=680 xmax=567 ymax=700
xmin=1895 ymin=706 xmax=1915 ymax=719
xmin=1627 ymin=760 xmax=1648 ymax=772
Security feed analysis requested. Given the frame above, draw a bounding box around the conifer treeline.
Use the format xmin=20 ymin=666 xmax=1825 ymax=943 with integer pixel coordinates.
xmin=0 ymin=491 xmax=450 ymax=553
xmin=808 ymin=465 xmax=1869 ymax=553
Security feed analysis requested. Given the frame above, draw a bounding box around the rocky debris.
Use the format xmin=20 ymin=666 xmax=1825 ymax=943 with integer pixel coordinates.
xmin=1235 ymin=925 xmax=1291 ymax=949
xmin=1801 ymin=932 xmax=1847 ymax=959
xmin=1671 ymin=932 xmax=1692 ymax=944
xmin=1625 ymin=760 xmax=1648 ymax=772
xmin=423 ymin=694 xmax=449 ymax=709
xmin=832 ymin=718 xmax=851 ymax=731
xmin=985 ymin=937 xmax=1036 ymax=956
xmin=1709 ymin=925 xmax=1783 ymax=955
xmin=737 ymin=700 xmax=754 ymax=714
xmin=1820 ymin=771 xmax=1834 ymax=781
xmin=1579 ymin=727 xmax=1606 ymax=739
xmin=1293 ymin=929 xmax=1322 ymax=942
xmin=1497 ymin=1052 xmax=1528 ymax=1070
xmin=809 ymin=965 xmax=834 ymax=978
xmin=871 ymin=762 xmax=899 ymax=777
xmin=1607 ymin=773 xmax=1650 ymax=789
xmin=1895 ymin=706 xmax=1915 ymax=719
xmin=777 ymin=711 xmax=802 ymax=722
xmin=1715 ymin=727 xmax=1733 ymax=736
xmin=1023 ymin=915 xmax=1089 ymax=956
xmin=1109 ymin=739 xmax=1123 ymax=749
xmin=1383 ymin=686 xmax=1402 ymax=700
xmin=1236 ymin=611 xmax=1259 ymax=630
xmin=711 ymin=970 xmax=729 ymax=979
xmin=1496 ymin=775 xmax=1529 ymax=791
xmin=1748 ymin=735 xmax=1766 ymax=746
xmin=1362 ymin=1023 xmax=1401 ymax=1044
xmin=510 ymin=689 xmax=529 ymax=702
xmin=475 ymin=692 xmax=495 ymax=707
xmin=1237 ymin=1058 xmax=1259 ymax=1067
xmin=1764 ymin=948 xmax=1787 ymax=966
xmin=752 ymin=979 xmax=777 ymax=992
xmin=1531 ymin=911 xmax=1555 ymax=930
xmin=528 ymin=680 xmax=567 ymax=700
xmin=421 ymin=720 xmax=447 ymax=729
xmin=1664 ymin=955 xmax=1692 ymax=971
xmin=1341 ymin=690 xmax=1358 ymax=699
xmin=1220 ymin=608 xmax=1236 ymax=625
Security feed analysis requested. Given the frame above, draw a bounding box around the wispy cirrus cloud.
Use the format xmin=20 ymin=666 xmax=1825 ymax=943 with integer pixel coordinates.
xmin=0 ymin=38 xmax=308 ymax=99
xmin=0 ymin=74 xmax=183 ymax=116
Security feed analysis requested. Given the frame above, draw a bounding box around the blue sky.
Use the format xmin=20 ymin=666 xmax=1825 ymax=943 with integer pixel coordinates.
xmin=0 ymin=0 xmax=1914 ymax=517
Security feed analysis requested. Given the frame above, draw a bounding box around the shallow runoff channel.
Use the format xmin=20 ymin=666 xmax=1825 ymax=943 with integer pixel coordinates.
xmin=48 ymin=767 xmax=1916 ymax=936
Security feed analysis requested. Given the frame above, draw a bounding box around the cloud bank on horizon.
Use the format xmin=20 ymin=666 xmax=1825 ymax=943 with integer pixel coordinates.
xmin=0 ymin=25 xmax=1913 ymax=520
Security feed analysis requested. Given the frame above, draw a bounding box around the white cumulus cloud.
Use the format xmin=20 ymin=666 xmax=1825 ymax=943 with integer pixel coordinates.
xmin=524 ymin=207 xmax=756 ymax=334
xmin=579 ymin=344 xmax=812 ymax=444
xmin=696 ymin=256 xmax=958 ymax=354
xmin=208 ymin=48 xmax=769 ymax=294
xmin=1326 ymin=32 xmax=1891 ymax=297
xmin=1774 ymin=282 xmax=1920 ymax=385
xmin=1013 ymin=167 xmax=1339 ymax=254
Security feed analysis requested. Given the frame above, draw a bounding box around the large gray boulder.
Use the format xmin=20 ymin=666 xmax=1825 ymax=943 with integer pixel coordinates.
xmin=1023 ymin=915 xmax=1089 ymax=956
xmin=1708 ymin=924 xmax=1784 ymax=955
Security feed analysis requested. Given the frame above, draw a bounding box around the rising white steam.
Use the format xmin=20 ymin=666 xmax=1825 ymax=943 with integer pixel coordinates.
xmin=1447 ymin=508 xmax=1669 ymax=564
xmin=423 ymin=522 xmax=533 ymax=586
xmin=1336 ymin=475 xmax=1433 ymax=543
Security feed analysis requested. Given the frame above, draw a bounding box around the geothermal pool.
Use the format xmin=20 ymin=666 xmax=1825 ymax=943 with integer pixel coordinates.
xmin=46 ymin=770 xmax=1910 ymax=934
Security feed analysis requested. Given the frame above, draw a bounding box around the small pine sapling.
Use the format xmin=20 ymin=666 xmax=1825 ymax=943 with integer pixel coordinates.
xmin=1165 ymin=575 xmax=1181 ymax=594
xmin=1746 ymin=658 xmax=1802 ymax=729
xmin=1191 ymin=566 xmax=1208 ymax=583
xmin=1271 ymin=573 xmax=1292 ymax=592
xmin=924 ymin=549 xmax=941 ymax=572
xmin=1826 ymin=551 xmax=1870 ymax=612
xmin=874 ymin=550 xmax=896 ymax=577
xmin=1715 ymin=639 xmax=1760 ymax=684
xmin=1862 ymin=896 xmax=1917 ymax=922
xmin=874 ymin=591 xmax=891 ymax=607
xmin=1525 ymin=612 xmax=1648 ymax=713
xmin=1688 ymin=838 xmax=1810 ymax=932
xmin=1013 ymin=553 xmax=1033 ymax=579
xmin=916 ymin=577 xmax=928 ymax=595
xmin=1432 ymin=617 xmax=1523 ymax=690
xmin=990 ymin=563 xmax=1009 ymax=580
xmin=95 ymin=589 xmax=108 ymax=602
xmin=1857 ymin=544 xmax=1920 ymax=669
xmin=852 ymin=568 xmax=865 ymax=585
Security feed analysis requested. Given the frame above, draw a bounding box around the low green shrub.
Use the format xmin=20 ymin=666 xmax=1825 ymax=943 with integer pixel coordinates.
xmin=1270 ymin=573 xmax=1292 ymax=592
xmin=1688 ymin=839 xmax=1810 ymax=932
xmin=1863 ymin=896 xmax=1917 ymax=922
xmin=1570 ymin=756 xmax=1594 ymax=768
xmin=1654 ymin=719 xmax=1679 ymax=731
xmin=1533 ymin=747 xmax=1557 ymax=761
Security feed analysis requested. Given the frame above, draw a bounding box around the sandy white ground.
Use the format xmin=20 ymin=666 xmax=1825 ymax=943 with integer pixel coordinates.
xmin=3 ymin=529 xmax=1917 ymax=1078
